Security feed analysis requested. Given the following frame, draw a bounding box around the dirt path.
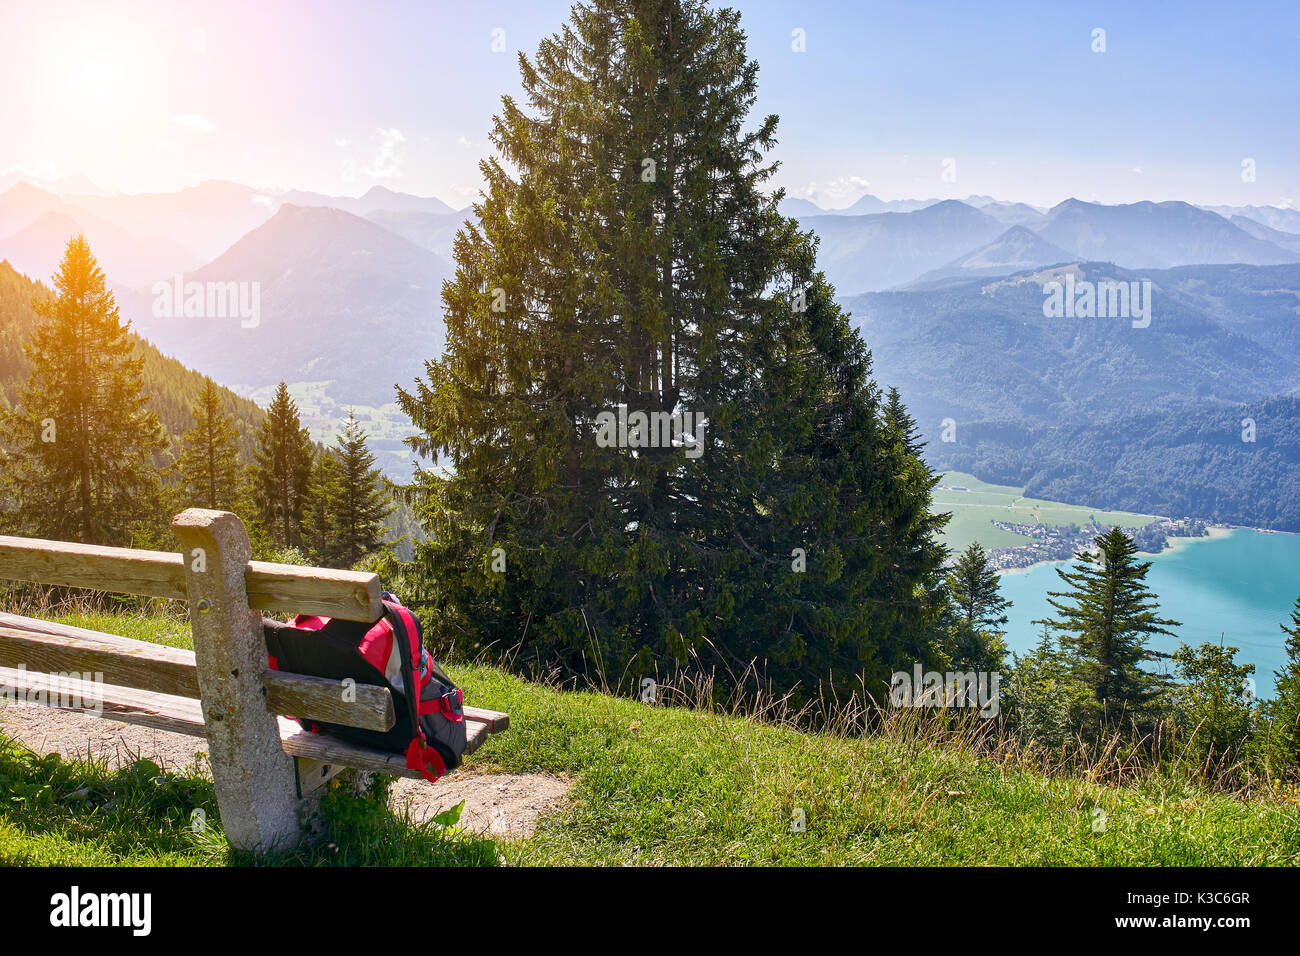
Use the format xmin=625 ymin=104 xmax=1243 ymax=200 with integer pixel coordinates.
xmin=0 ymin=702 xmax=570 ymax=839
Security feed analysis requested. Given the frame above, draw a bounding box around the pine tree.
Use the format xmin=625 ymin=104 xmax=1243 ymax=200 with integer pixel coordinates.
xmin=252 ymin=382 xmax=314 ymax=548
xmin=1263 ymin=596 xmax=1300 ymax=769
xmin=327 ymin=411 xmax=389 ymax=568
xmin=945 ymin=542 xmax=1011 ymax=671
xmin=1036 ymin=527 xmax=1180 ymax=733
xmin=177 ymin=377 xmax=241 ymax=510
xmin=0 ymin=236 xmax=167 ymax=544
xmin=396 ymin=0 xmax=947 ymax=699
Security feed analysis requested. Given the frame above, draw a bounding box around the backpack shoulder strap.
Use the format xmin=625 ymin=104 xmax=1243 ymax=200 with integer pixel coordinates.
xmin=383 ymin=601 xmax=447 ymax=783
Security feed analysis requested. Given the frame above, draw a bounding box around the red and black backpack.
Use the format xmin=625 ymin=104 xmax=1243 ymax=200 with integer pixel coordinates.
xmin=262 ymin=595 xmax=466 ymax=782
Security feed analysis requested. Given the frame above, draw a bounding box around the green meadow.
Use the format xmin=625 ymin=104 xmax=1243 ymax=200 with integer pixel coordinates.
xmin=934 ymin=471 xmax=1158 ymax=554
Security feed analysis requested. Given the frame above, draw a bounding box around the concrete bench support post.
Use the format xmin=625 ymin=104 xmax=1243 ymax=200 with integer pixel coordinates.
xmin=172 ymin=508 xmax=303 ymax=852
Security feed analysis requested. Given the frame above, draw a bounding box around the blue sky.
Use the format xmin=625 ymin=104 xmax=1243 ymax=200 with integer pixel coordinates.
xmin=2 ymin=0 xmax=1296 ymax=208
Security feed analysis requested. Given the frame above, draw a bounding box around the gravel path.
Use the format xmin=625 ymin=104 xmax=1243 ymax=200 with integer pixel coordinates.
xmin=0 ymin=701 xmax=570 ymax=839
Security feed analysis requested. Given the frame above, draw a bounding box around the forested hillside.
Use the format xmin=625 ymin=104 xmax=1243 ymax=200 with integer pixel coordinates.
xmin=0 ymin=260 xmax=264 ymax=456
xmin=845 ymin=262 xmax=1300 ymax=530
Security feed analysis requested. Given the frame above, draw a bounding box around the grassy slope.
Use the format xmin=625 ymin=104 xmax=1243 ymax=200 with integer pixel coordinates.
xmin=936 ymin=471 xmax=1157 ymax=554
xmin=1 ymin=611 xmax=1298 ymax=866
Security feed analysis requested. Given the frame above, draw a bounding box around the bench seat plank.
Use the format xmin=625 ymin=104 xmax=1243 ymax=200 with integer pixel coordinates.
xmin=0 ymin=663 xmax=206 ymax=737
xmin=279 ymin=716 xmax=492 ymax=782
xmin=0 ymin=626 xmax=397 ymax=733
xmin=0 ymin=666 xmax=502 ymax=777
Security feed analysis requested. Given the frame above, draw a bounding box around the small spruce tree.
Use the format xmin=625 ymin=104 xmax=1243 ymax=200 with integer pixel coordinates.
xmin=252 ymin=382 xmax=314 ymax=548
xmin=1037 ymin=527 xmax=1180 ymax=734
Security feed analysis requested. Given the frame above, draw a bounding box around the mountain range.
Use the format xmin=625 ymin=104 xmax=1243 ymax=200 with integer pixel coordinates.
xmin=842 ymin=261 xmax=1300 ymax=530
xmin=0 ymin=180 xmax=466 ymax=283
xmin=115 ymin=204 xmax=452 ymax=408
xmin=791 ymin=197 xmax=1300 ymax=295
xmin=2 ymin=175 xmax=1298 ymax=492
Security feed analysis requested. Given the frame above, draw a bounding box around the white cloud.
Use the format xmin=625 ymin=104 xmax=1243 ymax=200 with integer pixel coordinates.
xmin=171 ymin=114 xmax=214 ymax=133
xmin=794 ymin=175 xmax=873 ymax=204
xmin=364 ymin=127 xmax=406 ymax=180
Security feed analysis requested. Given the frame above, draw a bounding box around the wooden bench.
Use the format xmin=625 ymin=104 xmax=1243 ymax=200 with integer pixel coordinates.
xmin=0 ymin=508 xmax=508 ymax=852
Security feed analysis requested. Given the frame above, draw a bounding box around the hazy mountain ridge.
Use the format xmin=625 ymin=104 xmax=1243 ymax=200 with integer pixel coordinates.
xmin=908 ymin=226 xmax=1075 ymax=286
xmin=841 ymin=262 xmax=1300 ymax=530
xmin=0 ymin=179 xmax=463 ymax=282
xmin=1036 ymin=199 xmax=1300 ymax=269
xmin=116 ymin=204 xmax=453 ymax=409
xmin=800 ymin=199 xmax=1007 ymax=294
xmin=792 ymin=195 xmax=1299 ymax=293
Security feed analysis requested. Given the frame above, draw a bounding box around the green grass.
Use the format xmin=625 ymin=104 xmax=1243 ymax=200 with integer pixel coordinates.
xmin=2 ymin=610 xmax=1298 ymax=866
xmin=935 ymin=471 xmax=1158 ymax=554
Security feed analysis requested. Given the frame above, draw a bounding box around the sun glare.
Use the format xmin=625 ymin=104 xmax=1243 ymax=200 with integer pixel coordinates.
xmin=46 ymin=17 xmax=157 ymax=126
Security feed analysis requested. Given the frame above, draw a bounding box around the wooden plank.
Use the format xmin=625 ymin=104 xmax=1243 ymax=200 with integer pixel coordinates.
xmin=262 ymin=671 xmax=395 ymax=732
xmin=245 ymin=562 xmax=382 ymax=622
xmin=0 ymin=611 xmax=189 ymax=651
xmin=278 ymin=717 xmax=492 ymax=779
xmin=462 ymin=705 xmax=509 ymax=732
xmin=1 ymin=665 xmax=497 ymax=782
xmin=0 ymin=612 xmax=506 ymax=733
xmin=0 ymin=664 xmax=206 ymax=737
xmin=293 ymin=757 xmax=347 ymax=797
xmin=0 ymin=626 xmax=201 ymax=698
xmin=464 ymin=718 xmax=491 ymax=755
xmin=0 ymin=537 xmax=382 ymax=622
xmin=0 ymin=625 xmax=394 ymax=733
xmin=0 ymin=535 xmax=186 ymax=600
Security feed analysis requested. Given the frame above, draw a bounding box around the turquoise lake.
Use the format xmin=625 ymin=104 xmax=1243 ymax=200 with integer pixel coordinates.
xmin=997 ymin=529 xmax=1300 ymax=700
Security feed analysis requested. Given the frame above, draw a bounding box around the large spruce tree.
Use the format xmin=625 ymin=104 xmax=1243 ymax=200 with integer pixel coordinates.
xmin=1037 ymin=527 xmax=1180 ymax=732
xmin=0 ymin=236 xmax=166 ymax=544
xmin=178 ymin=377 xmax=241 ymax=510
xmin=252 ymin=382 xmax=314 ymax=548
xmin=398 ymin=0 xmax=946 ymax=698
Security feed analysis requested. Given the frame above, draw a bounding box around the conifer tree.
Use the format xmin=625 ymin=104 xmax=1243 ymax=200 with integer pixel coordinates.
xmin=327 ymin=411 xmax=389 ymax=567
xmin=1263 ymin=596 xmax=1300 ymax=769
xmin=397 ymin=0 xmax=947 ymax=698
xmin=883 ymin=386 xmax=925 ymax=459
xmin=945 ymin=542 xmax=1011 ymax=671
xmin=1006 ymin=627 xmax=1076 ymax=747
xmin=0 ymin=236 xmax=166 ymax=544
xmin=948 ymin=542 xmax=1011 ymax=632
xmin=1171 ymin=640 xmax=1254 ymax=765
xmin=1037 ymin=527 xmax=1180 ymax=732
xmin=178 ymin=377 xmax=241 ymax=510
xmin=303 ymin=449 xmax=341 ymax=565
xmin=252 ymin=382 xmax=314 ymax=548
